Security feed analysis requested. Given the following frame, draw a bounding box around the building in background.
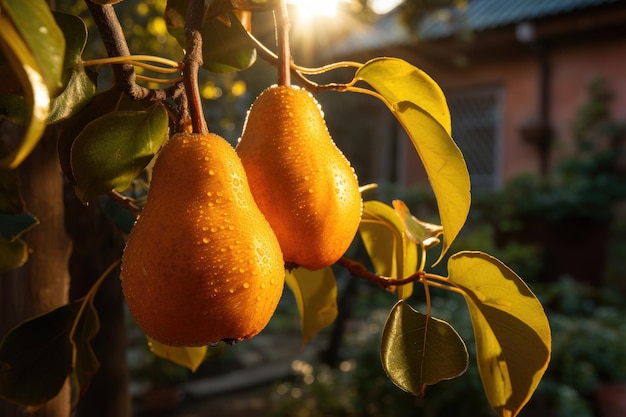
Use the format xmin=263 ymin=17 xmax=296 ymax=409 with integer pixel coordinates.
xmin=328 ymin=0 xmax=626 ymax=191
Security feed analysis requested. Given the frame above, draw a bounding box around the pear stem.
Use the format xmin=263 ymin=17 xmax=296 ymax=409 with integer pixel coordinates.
xmin=276 ymin=0 xmax=291 ymax=87
xmin=184 ymin=0 xmax=208 ymax=134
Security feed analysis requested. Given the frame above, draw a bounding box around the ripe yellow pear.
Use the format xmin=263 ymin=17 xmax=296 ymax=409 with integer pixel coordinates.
xmin=236 ymin=85 xmax=362 ymax=270
xmin=121 ymin=133 xmax=284 ymax=347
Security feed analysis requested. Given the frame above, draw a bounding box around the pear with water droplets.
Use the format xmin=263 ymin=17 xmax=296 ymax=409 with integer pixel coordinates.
xmin=236 ymin=85 xmax=362 ymax=270
xmin=121 ymin=132 xmax=284 ymax=347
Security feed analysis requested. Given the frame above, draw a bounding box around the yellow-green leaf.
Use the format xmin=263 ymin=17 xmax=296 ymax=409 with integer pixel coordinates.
xmin=381 ymin=300 xmax=468 ymax=396
xmin=359 ymin=200 xmax=417 ymax=299
xmin=0 ymin=13 xmax=50 ymax=169
xmin=447 ymin=251 xmax=551 ymax=417
xmin=392 ymin=200 xmax=443 ymax=249
xmin=354 ymin=58 xmax=470 ymax=263
xmin=286 ymin=267 xmax=338 ymax=345
xmin=148 ymin=338 xmax=207 ymax=372
xmin=0 ymin=0 xmax=65 ymax=96
xmin=354 ymin=57 xmax=451 ymax=134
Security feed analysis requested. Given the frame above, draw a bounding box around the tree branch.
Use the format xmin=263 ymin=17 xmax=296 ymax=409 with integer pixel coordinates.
xmin=84 ymin=0 xmax=180 ymax=102
xmin=183 ymin=0 xmax=208 ymax=134
xmin=336 ymin=256 xmax=425 ymax=289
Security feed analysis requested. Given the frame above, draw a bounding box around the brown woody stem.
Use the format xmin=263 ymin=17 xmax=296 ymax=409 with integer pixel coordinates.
xmin=183 ymin=0 xmax=208 ymax=134
xmin=276 ymin=0 xmax=291 ymax=87
xmin=336 ymin=257 xmax=425 ymax=289
xmin=108 ymin=191 xmax=140 ymax=218
xmin=85 ymin=0 xmax=179 ymax=102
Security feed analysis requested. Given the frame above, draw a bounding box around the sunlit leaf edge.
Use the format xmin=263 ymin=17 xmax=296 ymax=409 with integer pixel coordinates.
xmin=447 ymin=251 xmax=551 ymax=417
xmin=360 ymin=200 xmax=418 ymax=278
xmin=0 ymin=13 xmax=50 ymax=169
xmin=285 ymin=267 xmax=338 ymax=345
xmin=148 ymin=337 xmax=208 ymax=372
xmin=353 ymin=59 xmax=470 ymax=264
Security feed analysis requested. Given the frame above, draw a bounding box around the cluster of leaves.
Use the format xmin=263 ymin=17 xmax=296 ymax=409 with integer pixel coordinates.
xmin=0 ymin=1 xmax=551 ymax=417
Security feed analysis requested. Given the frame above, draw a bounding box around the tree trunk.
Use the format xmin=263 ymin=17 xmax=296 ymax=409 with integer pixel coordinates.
xmin=0 ymin=129 xmax=72 ymax=416
xmin=65 ymin=191 xmax=131 ymax=417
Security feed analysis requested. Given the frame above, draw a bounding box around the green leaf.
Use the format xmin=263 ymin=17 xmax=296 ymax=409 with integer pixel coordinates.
xmin=381 ymin=300 xmax=468 ymax=396
xmin=69 ymin=297 xmax=100 ymax=408
xmin=70 ymin=103 xmax=169 ymax=204
xmin=148 ymin=338 xmax=208 ymax=372
xmin=164 ymin=0 xmax=187 ymax=45
xmin=355 ymin=58 xmax=470 ymax=263
xmin=392 ymin=200 xmax=443 ymax=249
xmin=447 ymin=251 xmax=551 ymax=417
xmin=0 ymin=94 xmax=27 ymax=125
xmin=359 ymin=200 xmax=418 ymax=299
xmin=48 ymin=65 xmax=97 ymax=125
xmin=57 ymin=88 xmax=148 ymax=183
xmin=0 ymin=302 xmax=79 ymax=406
xmin=0 ymin=212 xmax=38 ymax=241
xmin=201 ymin=12 xmax=256 ymax=73
xmin=53 ymin=11 xmax=88 ymax=69
xmin=47 ymin=11 xmax=96 ymax=124
xmin=165 ymin=1 xmax=255 ymax=73
xmin=0 ymin=0 xmax=65 ymax=96
xmin=0 ymin=12 xmax=50 ymax=169
xmin=0 ymin=297 xmax=102 ymax=407
xmin=286 ymin=267 xmax=338 ymax=345
xmin=0 ymin=262 xmax=118 ymax=407
xmin=0 ymin=236 xmax=28 ymax=272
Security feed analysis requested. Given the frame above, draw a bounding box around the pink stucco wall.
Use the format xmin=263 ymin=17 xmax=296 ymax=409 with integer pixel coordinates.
xmin=399 ymin=31 xmax=626 ymax=188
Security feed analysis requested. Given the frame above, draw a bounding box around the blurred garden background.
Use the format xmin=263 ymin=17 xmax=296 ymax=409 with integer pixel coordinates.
xmin=33 ymin=0 xmax=626 ymax=415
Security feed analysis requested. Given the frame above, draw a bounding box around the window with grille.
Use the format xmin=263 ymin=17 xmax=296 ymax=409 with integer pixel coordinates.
xmin=447 ymin=86 xmax=503 ymax=190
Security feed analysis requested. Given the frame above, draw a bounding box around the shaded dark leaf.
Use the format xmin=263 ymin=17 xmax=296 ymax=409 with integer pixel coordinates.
xmin=0 ymin=236 xmax=28 ymax=272
xmin=0 ymin=302 xmax=80 ymax=406
xmin=381 ymin=300 xmax=468 ymax=396
xmin=69 ymin=298 xmax=100 ymax=407
xmin=0 ymin=212 xmax=38 ymax=241
xmin=202 ymin=12 xmax=256 ymax=72
xmin=53 ymin=11 xmax=87 ymax=69
xmin=0 ymin=94 xmax=27 ymax=125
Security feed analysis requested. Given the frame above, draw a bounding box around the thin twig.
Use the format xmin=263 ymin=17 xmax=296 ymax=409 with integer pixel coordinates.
xmin=84 ymin=1 xmax=147 ymax=99
xmin=246 ymin=31 xmax=350 ymax=93
xmin=276 ymin=0 xmax=291 ymax=86
xmin=108 ymin=191 xmax=140 ymax=217
xmin=84 ymin=0 xmax=180 ymax=102
xmin=183 ymin=0 xmax=208 ymax=134
xmin=336 ymin=256 xmax=425 ymax=289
